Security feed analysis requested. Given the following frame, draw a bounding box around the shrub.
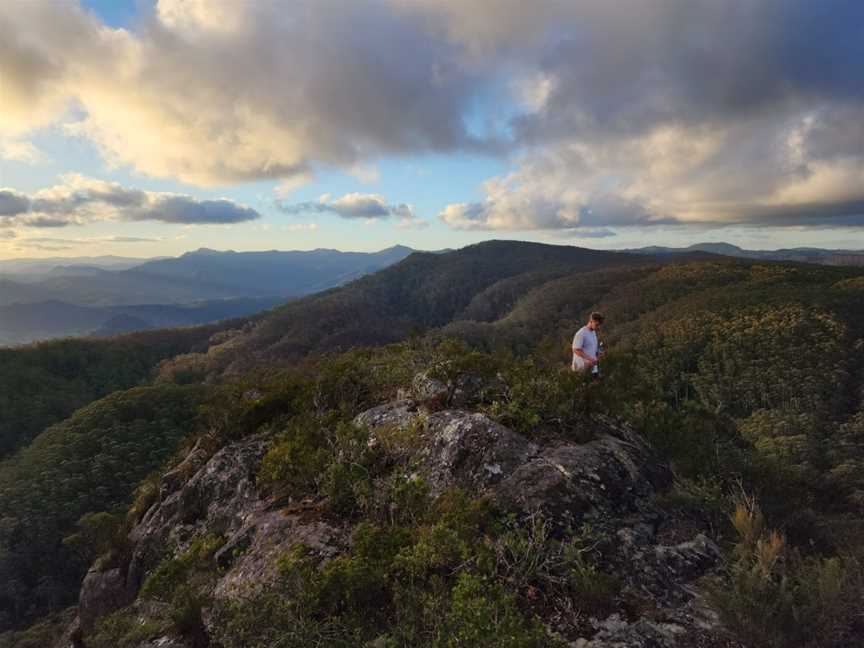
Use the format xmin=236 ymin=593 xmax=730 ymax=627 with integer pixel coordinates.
xmin=442 ymin=573 xmax=551 ymax=648
xmin=89 ymin=608 xmax=170 ymax=648
xmin=493 ymin=513 xmax=619 ymax=617
xmin=707 ymin=495 xmax=861 ymax=648
xmin=258 ymin=415 xmax=330 ymax=492
xmin=140 ymin=534 xmax=224 ymax=601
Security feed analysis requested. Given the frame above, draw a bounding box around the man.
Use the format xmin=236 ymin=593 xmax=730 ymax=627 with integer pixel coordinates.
xmin=572 ymin=312 xmax=604 ymax=372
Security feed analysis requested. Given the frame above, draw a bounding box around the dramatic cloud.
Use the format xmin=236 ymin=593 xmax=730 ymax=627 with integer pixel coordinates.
xmin=0 ymin=175 xmax=259 ymax=228
xmin=278 ymin=192 xmax=426 ymax=227
xmin=2 ymin=0 xmax=863 ymax=232
xmin=0 ymin=190 xmax=30 ymax=217
xmin=431 ymin=0 xmax=864 ymax=231
xmin=0 ymin=0 xmax=492 ymax=186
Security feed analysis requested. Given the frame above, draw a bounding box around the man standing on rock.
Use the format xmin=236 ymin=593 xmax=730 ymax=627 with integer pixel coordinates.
xmin=572 ymin=312 xmax=604 ymax=373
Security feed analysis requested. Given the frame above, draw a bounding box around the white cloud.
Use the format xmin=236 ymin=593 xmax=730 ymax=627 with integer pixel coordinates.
xmin=283 ymin=222 xmax=319 ymax=232
xmin=0 ymin=0 xmax=491 ymax=186
xmin=279 ymin=192 xmax=421 ymax=224
xmin=2 ymin=0 xmax=864 ymax=233
xmin=0 ymin=175 xmax=260 ymax=228
xmin=0 ymin=139 xmax=44 ymax=164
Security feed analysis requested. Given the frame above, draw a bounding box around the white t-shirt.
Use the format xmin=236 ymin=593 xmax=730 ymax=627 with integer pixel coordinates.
xmin=572 ymin=325 xmax=598 ymax=371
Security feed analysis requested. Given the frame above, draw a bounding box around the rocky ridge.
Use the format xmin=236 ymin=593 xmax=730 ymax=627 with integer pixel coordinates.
xmin=57 ymin=375 xmax=738 ymax=648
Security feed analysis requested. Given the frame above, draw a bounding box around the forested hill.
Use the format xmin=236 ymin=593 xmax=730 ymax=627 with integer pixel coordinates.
xmin=2 ymin=241 xmax=864 ymax=648
xmin=156 ymin=240 xmax=666 ymax=377
xmin=0 ymin=322 xmax=234 ymax=460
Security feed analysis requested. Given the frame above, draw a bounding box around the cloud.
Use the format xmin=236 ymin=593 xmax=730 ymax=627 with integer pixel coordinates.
xmin=0 ymin=190 xmax=30 ymax=217
xmin=0 ymin=0 xmax=494 ymax=186
xmin=283 ymin=223 xmax=319 ymax=232
xmin=0 ymin=175 xmax=260 ymax=228
xmin=278 ymin=192 xmax=424 ymax=226
xmin=2 ymin=0 xmax=864 ymax=232
xmin=429 ymin=1 xmax=864 ymax=231
xmin=18 ymin=235 xmax=161 ymax=246
xmin=0 ymin=139 xmax=44 ymax=164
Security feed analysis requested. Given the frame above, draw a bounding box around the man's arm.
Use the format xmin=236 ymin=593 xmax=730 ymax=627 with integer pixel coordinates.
xmin=573 ymin=348 xmax=596 ymax=366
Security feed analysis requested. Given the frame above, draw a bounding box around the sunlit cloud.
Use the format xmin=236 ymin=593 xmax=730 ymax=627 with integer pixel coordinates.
xmin=0 ymin=175 xmax=260 ymax=228
xmin=1 ymin=0 xmax=863 ymax=235
xmin=277 ymin=192 xmax=424 ymax=228
xmin=0 ymin=139 xmax=44 ymax=164
xmin=0 ymin=0 xmax=494 ymax=186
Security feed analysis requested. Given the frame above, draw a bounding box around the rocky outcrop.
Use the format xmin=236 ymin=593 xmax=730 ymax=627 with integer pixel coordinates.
xmin=214 ymin=512 xmax=345 ymax=600
xmin=126 ymin=435 xmax=268 ymax=592
xmin=77 ymin=566 xmax=136 ymax=633
xmin=417 ymin=409 xmax=539 ymax=495
xmin=354 ymin=399 xmax=727 ymax=646
xmin=56 ymin=427 xmax=350 ymax=648
xmin=61 ymin=380 xmax=732 ymax=648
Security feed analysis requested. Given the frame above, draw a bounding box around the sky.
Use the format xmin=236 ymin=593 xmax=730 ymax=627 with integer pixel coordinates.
xmin=1 ymin=0 xmax=863 ymax=259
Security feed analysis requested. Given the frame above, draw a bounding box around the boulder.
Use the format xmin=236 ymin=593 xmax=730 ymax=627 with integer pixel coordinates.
xmin=78 ymin=566 xmax=135 ymax=633
xmin=493 ymin=424 xmax=671 ymax=531
xmin=415 ymin=410 xmax=539 ymax=495
xmin=353 ymin=399 xmax=420 ymax=432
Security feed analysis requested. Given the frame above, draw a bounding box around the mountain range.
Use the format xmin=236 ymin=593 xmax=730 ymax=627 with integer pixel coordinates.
xmin=0 ymin=246 xmax=414 ymax=345
xmin=627 ymin=241 xmax=864 ymax=264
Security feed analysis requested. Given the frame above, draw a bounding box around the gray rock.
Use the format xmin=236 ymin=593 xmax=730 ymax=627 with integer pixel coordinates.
xmin=581 ymin=614 xmax=687 ymax=648
xmin=77 ymin=566 xmax=135 ymax=633
xmin=412 ymin=372 xmax=449 ymax=402
xmin=127 ymin=435 xmax=268 ymax=593
xmin=353 ymin=399 xmax=420 ymax=432
xmin=411 ymin=371 xmax=490 ymax=407
xmin=158 ymin=436 xmax=213 ymax=498
xmin=615 ymin=532 xmax=723 ymax=606
xmin=415 ymin=410 xmax=539 ymax=495
xmin=138 ymin=637 xmax=190 ymax=648
xmin=493 ymin=424 xmax=670 ymax=531
xmin=51 ymin=615 xmax=81 ymax=648
xmin=213 ymin=511 xmax=345 ymax=601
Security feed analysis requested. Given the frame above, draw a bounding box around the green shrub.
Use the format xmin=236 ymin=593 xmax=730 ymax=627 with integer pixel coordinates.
xmin=89 ymin=608 xmax=169 ymax=648
xmin=493 ymin=514 xmax=619 ymax=618
xmin=0 ymin=608 xmax=75 ymax=648
xmin=140 ymin=534 xmax=224 ymax=601
xmin=258 ymin=415 xmax=330 ymax=492
xmin=442 ymin=572 xmax=551 ymax=648
xmin=707 ymin=495 xmax=861 ymax=647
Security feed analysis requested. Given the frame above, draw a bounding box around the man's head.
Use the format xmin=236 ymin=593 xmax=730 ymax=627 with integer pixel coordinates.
xmin=587 ymin=312 xmax=604 ymax=331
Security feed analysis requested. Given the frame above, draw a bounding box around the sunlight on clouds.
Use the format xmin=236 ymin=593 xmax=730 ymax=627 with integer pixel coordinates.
xmin=156 ymin=0 xmax=247 ymax=33
xmin=0 ymin=139 xmax=44 ymax=164
xmin=1 ymin=0 xmax=863 ymax=236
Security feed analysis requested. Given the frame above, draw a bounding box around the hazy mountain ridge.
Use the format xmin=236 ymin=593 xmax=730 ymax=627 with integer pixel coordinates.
xmin=0 ymin=297 xmax=285 ymax=346
xmin=0 ymin=256 xmax=155 ymax=275
xmin=628 ymin=241 xmax=864 ymax=265
xmin=0 ymin=246 xmax=414 ymax=306
xmin=0 ymin=246 xmax=414 ymax=345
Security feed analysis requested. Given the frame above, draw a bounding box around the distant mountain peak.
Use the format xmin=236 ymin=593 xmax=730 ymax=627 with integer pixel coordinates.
xmin=687 ymin=242 xmax=744 ymax=253
xmin=186 ymin=247 xmax=231 ymax=256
